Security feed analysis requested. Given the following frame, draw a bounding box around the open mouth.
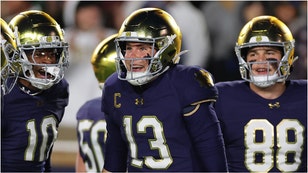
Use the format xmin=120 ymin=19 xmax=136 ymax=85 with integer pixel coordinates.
xmin=255 ymin=68 xmax=271 ymax=74
xmin=131 ymin=65 xmax=144 ymax=72
xmin=38 ymin=68 xmax=54 ymax=79
xmin=250 ymin=62 xmax=274 ymax=76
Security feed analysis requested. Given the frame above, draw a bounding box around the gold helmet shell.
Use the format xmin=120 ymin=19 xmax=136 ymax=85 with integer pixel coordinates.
xmin=118 ymin=8 xmax=182 ymax=62
xmin=235 ymin=15 xmax=295 ymax=87
xmin=91 ymin=34 xmax=117 ymax=89
xmin=9 ymin=10 xmax=66 ymax=47
xmin=9 ymin=10 xmax=69 ymax=90
xmin=115 ymin=8 xmax=182 ymax=85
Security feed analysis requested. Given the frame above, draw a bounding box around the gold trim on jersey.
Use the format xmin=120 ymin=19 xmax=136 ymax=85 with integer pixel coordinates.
xmin=183 ymin=99 xmax=216 ymax=117
xmin=114 ymin=93 xmax=121 ymax=108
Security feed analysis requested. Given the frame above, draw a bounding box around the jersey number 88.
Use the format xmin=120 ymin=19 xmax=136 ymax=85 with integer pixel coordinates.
xmin=244 ymin=119 xmax=304 ymax=172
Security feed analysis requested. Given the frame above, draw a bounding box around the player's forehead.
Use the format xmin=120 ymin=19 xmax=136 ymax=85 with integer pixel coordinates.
xmin=126 ymin=42 xmax=151 ymax=47
xmin=248 ymin=46 xmax=281 ymax=53
xmin=25 ymin=48 xmax=58 ymax=53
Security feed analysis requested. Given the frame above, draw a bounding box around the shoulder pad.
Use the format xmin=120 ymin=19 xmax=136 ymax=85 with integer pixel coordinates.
xmin=194 ymin=69 xmax=214 ymax=88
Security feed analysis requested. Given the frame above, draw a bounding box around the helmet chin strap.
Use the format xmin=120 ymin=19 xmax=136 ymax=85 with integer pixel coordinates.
xmin=42 ymin=66 xmax=60 ymax=78
xmin=126 ymin=66 xmax=170 ymax=86
xmin=29 ymin=77 xmax=55 ymax=90
xmin=250 ymin=73 xmax=279 ymax=88
xmin=126 ymin=71 xmax=152 ymax=86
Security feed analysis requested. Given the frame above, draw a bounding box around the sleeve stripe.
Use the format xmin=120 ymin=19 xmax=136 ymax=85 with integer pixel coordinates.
xmin=183 ymin=99 xmax=216 ymax=117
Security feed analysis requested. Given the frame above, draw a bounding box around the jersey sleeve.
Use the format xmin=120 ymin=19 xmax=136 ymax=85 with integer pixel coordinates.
xmin=171 ymin=65 xmax=228 ymax=171
xmin=183 ymin=102 xmax=228 ymax=171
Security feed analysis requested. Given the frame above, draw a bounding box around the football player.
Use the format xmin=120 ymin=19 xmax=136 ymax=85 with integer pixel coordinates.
xmin=75 ymin=34 xmax=117 ymax=172
xmin=215 ymin=15 xmax=307 ymax=172
xmin=1 ymin=18 xmax=19 ymax=95
xmin=1 ymin=10 xmax=69 ymax=172
xmin=101 ymin=8 xmax=228 ymax=172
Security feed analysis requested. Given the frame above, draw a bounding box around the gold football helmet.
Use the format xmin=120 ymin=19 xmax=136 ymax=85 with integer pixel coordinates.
xmin=91 ymin=34 xmax=117 ymax=89
xmin=1 ymin=18 xmax=19 ymax=95
xmin=235 ymin=15 xmax=296 ymax=87
xmin=9 ymin=10 xmax=69 ymax=90
xmin=115 ymin=8 xmax=182 ymax=85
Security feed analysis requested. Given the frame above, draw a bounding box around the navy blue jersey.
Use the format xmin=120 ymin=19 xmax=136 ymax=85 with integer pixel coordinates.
xmin=1 ymin=79 xmax=69 ymax=172
xmin=102 ymin=65 xmax=228 ymax=172
xmin=76 ymin=97 xmax=107 ymax=172
xmin=215 ymin=80 xmax=307 ymax=172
